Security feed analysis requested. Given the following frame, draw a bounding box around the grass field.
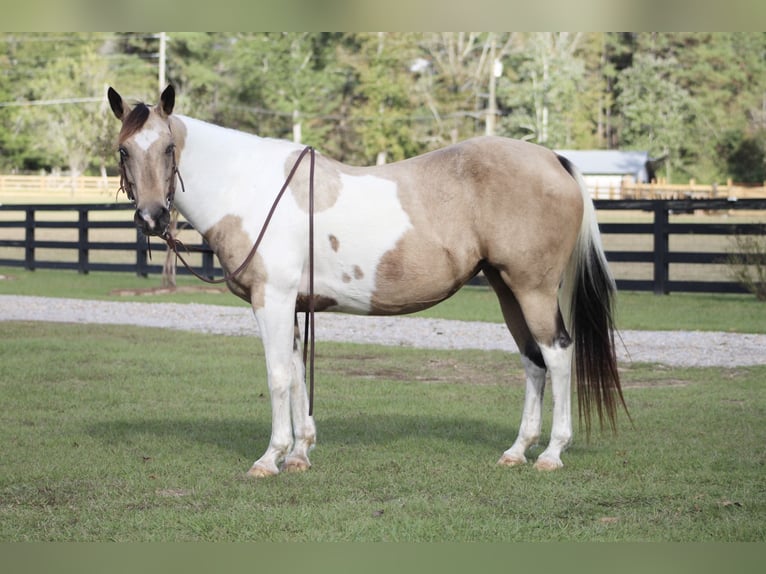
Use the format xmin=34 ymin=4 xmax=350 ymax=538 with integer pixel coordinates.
xmin=1 ymin=261 xmax=765 ymax=541
xmin=0 ymin=321 xmax=764 ymax=541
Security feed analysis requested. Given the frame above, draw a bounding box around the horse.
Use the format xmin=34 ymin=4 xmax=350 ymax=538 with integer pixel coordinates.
xmin=107 ymin=84 xmax=627 ymax=477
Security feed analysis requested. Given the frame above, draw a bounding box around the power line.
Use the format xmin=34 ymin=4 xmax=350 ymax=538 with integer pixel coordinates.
xmin=0 ymin=97 xmax=102 ymax=108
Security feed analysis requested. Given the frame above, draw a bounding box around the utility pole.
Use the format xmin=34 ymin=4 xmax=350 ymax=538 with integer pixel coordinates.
xmin=486 ymin=34 xmax=502 ymax=136
xmin=158 ymin=32 xmax=167 ymax=91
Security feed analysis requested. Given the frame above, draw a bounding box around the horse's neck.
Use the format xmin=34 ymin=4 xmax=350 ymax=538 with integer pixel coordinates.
xmin=172 ymin=115 xmax=300 ymax=234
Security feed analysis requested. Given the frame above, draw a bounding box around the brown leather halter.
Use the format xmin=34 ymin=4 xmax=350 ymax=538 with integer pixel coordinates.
xmin=151 ymin=145 xmax=318 ymax=415
xmin=118 ymin=129 xmax=185 ymax=208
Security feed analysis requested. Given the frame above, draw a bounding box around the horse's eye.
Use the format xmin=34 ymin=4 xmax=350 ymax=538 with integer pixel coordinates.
xmin=165 ymin=144 xmax=175 ymax=155
xmin=118 ymin=147 xmax=128 ymax=159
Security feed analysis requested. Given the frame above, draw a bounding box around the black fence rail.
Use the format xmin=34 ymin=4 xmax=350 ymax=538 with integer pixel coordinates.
xmin=1 ymin=199 xmax=765 ymax=294
xmin=594 ymin=198 xmax=766 ymax=295
xmin=0 ymin=203 xmax=221 ymax=278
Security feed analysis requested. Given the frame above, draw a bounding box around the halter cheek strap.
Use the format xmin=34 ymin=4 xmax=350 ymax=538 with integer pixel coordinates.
xmin=118 ymin=154 xmax=135 ymax=203
xmin=166 ymin=124 xmax=186 ymax=208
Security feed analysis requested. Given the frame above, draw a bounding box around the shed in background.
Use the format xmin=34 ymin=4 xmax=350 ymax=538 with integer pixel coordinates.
xmin=556 ymin=149 xmax=659 ymax=199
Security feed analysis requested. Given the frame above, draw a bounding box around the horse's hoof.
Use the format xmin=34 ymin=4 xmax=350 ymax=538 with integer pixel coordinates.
xmin=533 ymin=456 xmax=563 ymax=471
xmin=246 ymin=463 xmax=279 ymax=478
xmin=497 ymin=454 xmax=527 ymax=467
xmin=282 ymin=456 xmax=311 ymax=473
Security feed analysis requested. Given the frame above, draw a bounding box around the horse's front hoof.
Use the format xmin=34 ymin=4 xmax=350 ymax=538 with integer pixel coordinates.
xmin=497 ymin=453 xmax=527 ymax=467
xmin=246 ymin=462 xmax=279 ymax=478
xmin=282 ymin=455 xmax=311 ymax=473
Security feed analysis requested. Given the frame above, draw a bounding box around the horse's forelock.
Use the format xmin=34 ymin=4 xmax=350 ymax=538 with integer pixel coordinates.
xmin=118 ymin=103 xmax=151 ymax=144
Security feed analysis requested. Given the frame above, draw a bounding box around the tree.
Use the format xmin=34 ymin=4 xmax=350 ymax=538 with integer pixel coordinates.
xmin=498 ymin=32 xmax=586 ymax=147
xmin=225 ymin=33 xmax=346 ymax=151
xmin=2 ymin=32 xmax=766 ymax=186
xmin=337 ymin=32 xmax=423 ymax=165
xmin=719 ymin=130 xmax=766 ymax=183
xmin=0 ymin=33 xmax=157 ymax=177
xmin=165 ymin=32 xmax=236 ymax=124
xmin=21 ymin=39 xmax=111 ymax=189
xmin=616 ymin=52 xmax=695 ymax=182
xmin=616 ymin=32 xmax=766 ymax=182
xmin=0 ymin=33 xmax=75 ymax=171
xmin=416 ymin=33 xmax=514 ymax=145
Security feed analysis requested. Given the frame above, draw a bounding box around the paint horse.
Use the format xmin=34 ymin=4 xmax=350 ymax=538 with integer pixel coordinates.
xmin=108 ymin=85 xmax=626 ymax=477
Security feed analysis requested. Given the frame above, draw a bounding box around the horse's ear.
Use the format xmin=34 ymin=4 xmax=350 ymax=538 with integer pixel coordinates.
xmin=107 ymin=87 xmax=127 ymax=120
xmin=160 ymin=85 xmax=175 ymax=117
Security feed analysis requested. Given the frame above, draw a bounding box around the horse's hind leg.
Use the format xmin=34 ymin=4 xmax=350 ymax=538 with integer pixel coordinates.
xmin=484 ymin=267 xmax=547 ymax=467
xmin=486 ymin=266 xmax=573 ymax=470
xmin=514 ymin=288 xmax=574 ymax=471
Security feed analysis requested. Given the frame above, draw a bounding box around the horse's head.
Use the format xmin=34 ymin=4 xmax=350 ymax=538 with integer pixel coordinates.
xmin=107 ymin=85 xmax=180 ymax=237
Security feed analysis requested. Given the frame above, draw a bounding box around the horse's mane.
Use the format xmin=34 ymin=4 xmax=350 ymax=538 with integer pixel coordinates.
xmin=118 ymin=103 xmax=151 ymax=144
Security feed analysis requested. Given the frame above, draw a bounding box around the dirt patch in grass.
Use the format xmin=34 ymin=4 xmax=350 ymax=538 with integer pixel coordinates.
xmin=326 ymin=353 xmax=526 ymax=386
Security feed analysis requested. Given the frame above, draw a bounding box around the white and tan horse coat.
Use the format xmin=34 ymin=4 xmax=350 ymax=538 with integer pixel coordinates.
xmin=108 ymin=85 xmax=626 ymax=476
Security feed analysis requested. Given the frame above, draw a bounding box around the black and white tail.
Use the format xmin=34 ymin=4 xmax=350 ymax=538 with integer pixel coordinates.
xmin=558 ymin=156 xmax=629 ymax=436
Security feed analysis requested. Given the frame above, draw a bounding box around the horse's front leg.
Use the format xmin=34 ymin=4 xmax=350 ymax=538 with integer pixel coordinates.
xmin=247 ymin=298 xmax=310 ymax=478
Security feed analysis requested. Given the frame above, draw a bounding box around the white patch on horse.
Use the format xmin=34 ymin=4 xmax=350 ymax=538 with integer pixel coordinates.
xmin=133 ymin=128 xmax=161 ymax=151
xmin=309 ymin=173 xmax=412 ymax=313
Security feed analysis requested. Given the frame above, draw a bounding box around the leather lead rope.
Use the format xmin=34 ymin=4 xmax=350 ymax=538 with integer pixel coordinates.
xmin=306 ymin=147 xmax=316 ymax=415
xmin=161 ymin=145 xmax=318 ymax=415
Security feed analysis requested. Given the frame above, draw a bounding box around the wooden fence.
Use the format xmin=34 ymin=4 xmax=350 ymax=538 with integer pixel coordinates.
xmin=0 ymin=199 xmax=765 ymax=294
xmin=1 ymin=173 xmax=763 ymax=201
xmin=591 ymin=179 xmax=766 ymax=201
xmin=0 ymin=174 xmax=121 ymax=199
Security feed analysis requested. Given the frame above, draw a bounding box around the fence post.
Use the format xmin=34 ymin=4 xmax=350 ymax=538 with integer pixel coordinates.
xmin=652 ymin=201 xmax=669 ymax=295
xmin=136 ymin=229 xmax=148 ymax=278
xmin=24 ymin=208 xmax=35 ymax=271
xmin=78 ymin=208 xmax=89 ymax=274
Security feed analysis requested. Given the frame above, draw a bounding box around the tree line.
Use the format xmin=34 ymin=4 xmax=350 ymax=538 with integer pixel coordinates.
xmin=1 ymin=32 xmax=765 ymax=184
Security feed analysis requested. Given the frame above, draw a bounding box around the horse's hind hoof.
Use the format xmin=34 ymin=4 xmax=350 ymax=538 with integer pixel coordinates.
xmin=282 ymin=456 xmax=311 ymax=473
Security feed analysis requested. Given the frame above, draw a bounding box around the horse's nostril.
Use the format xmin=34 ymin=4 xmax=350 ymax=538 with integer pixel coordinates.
xmin=134 ymin=209 xmax=148 ymax=231
xmin=135 ymin=207 xmax=170 ymax=236
xmin=157 ymin=207 xmax=170 ymax=232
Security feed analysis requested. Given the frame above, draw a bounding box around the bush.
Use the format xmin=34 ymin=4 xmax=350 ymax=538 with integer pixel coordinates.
xmin=728 ymin=226 xmax=766 ymax=301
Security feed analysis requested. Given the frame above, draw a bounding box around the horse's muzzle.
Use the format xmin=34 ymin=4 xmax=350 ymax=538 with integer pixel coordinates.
xmin=134 ymin=206 xmax=171 ymax=237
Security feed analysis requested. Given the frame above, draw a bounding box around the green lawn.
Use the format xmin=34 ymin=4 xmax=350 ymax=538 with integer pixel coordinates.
xmin=0 ymin=321 xmax=763 ymax=541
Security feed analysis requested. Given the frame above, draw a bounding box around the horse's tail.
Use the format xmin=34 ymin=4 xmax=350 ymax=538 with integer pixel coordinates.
xmin=558 ymin=155 xmax=629 ymax=437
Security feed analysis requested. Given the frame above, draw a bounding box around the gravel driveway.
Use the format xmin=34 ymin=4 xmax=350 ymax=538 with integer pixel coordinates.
xmin=1 ymin=295 xmax=764 ymax=368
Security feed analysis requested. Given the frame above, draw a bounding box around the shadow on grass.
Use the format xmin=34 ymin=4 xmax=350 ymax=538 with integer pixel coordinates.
xmin=86 ymin=413 xmax=517 ymax=459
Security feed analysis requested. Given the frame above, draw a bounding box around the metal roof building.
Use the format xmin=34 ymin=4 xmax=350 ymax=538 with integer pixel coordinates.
xmin=555 ymin=150 xmax=657 ymax=198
